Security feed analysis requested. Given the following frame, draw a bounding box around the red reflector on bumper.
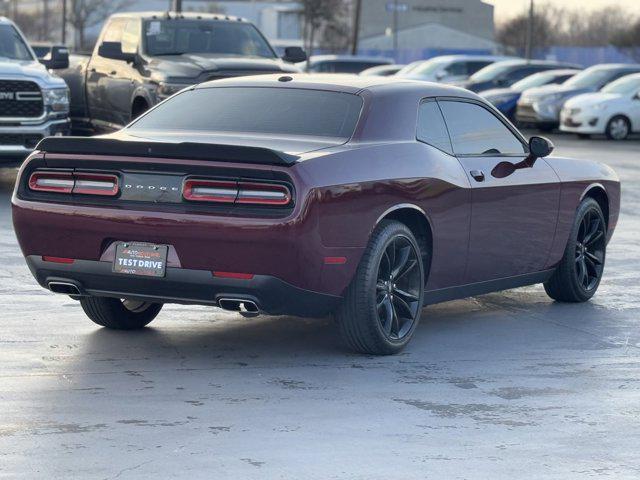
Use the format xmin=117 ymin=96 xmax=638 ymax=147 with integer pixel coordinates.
xmin=324 ymin=256 xmax=347 ymax=265
xmin=42 ymin=256 xmax=75 ymax=264
xmin=212 ymin=271 xmax=255 ymax=280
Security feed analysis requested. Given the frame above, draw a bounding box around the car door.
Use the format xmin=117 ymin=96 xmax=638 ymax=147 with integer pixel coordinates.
xmin=86 ymin=17 xmax=128 ymax=130
xmin=438 ymin=98 xmax=560 ymax=283
xmin=110 ymin=18 xmax=142 ymax=127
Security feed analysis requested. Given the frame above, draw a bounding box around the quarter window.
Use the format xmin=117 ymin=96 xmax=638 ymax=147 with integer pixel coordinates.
xmin=417 ymin=101 xmax=452 ymax=154
xmin=438 ymin=100 xmax=525 ymax=156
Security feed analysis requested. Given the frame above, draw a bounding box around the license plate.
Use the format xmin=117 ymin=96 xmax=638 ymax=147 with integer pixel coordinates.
xmin=113 ymin=242 xmax=168 ymax=277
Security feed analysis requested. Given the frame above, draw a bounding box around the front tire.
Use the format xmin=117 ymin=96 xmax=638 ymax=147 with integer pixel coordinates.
xmin=80 ymin=297 xmax=162 ymax=329
xmin=606 ymin=115 xmax=630 ymax=140
xmin=544 ymin=198 xmax=606 ymax=302
xmin=336 ymin=220 xmax=425 ymax=355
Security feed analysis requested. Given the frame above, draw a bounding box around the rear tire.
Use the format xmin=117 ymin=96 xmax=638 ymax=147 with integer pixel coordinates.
xmin=544 ymin=198 xmax=606 ymax=302
xmin=335 ymin=220 xmax=425 ymax=355
xmin=80 ymin=297 xmax=162 ymax=329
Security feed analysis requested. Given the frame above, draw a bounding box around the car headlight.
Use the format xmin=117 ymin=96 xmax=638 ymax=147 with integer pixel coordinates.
xmin=42 ymin=87 xmax=69 ymax=112
xmin=157 ymin=82 xmax=193 ymax=98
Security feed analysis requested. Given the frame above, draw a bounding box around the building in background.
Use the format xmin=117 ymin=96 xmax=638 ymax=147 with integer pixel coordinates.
xmin=357 ymin=0 xmax=496 ymax=58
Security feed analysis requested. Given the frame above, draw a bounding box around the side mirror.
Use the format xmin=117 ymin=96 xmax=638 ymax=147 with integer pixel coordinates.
xmin=39 ymin=46 xmax=69 ymax=70
xmin=282 ymin=46 xmax=306 ymax=64
xmin=529 ymin=135 xmax=554 ymax=158
xmin=98 ymin=42 xmax=136 ymax=62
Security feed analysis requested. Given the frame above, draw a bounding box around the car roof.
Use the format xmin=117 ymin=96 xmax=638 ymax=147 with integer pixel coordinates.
xmin=195 ymin=73 xmax=480 ymax=99
xmin=422 ymin=55 xmax=515 ymax=63
xmin=307 ymin=55 xmax=394 ymax=64
xmin=492 ymin=59 xmax=581 ymax=68
xmin=585 ymin=63 xmax=640 ymax=71
xmin=109 ymin=11 xmax=246 ymax=22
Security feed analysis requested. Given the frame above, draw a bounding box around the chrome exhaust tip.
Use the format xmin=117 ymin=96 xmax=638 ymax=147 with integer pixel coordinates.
xmin=218 ymin=298 xmax=260 ymax=315
xmin=48 ymin=281 xmax=81 ymax=296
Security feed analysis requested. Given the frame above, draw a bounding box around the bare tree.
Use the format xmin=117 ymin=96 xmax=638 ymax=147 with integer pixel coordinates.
xmin=497 ymin=3 xmax=637 ymax=52
xmin=496 ymin=6 xmax=562 ymax=53
xmin=68 ymin=0 xmax=131 ymax=51
xmin=300 ymin=0 xmax=346 ymax=57
xmin=612 ymin=19 xmax=640 ymax=62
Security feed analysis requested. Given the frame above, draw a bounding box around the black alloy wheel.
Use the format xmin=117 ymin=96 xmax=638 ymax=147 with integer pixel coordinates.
xmin=574 ymin=208 xmax=606 ymax=291
xmin=336 ymin=220 xmax=426 ymax=355
xmin=375 ymin=236 xmax=422 ymax=340
xmin=545 ymin=198 xmax=607 ymax=302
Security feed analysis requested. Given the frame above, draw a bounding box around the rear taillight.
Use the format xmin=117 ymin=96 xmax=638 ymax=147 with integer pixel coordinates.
xmin=183 ymin=179 xmax=238 ymax=203
xmin=236 ymin=182 xmax=291 ymax=206
xmin=183 ymin=178 xmax=292 ymax=206
xmin=28 ymin=171 xmax=119 ymax=196
xmin=28 ymin=171 xmax=74 ymax=193
xmin=72 ymin=173 xmax=119 ymax=196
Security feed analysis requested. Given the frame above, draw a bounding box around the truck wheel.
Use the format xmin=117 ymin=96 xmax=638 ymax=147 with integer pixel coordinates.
xmin=80 ymin=297 xmax=162 ymax=329
xmin=336 ymin=220 xmax=425 ymax=355
xmin=131 ymin=100 xmax=149 ymax=120
xmin=544 ymin=198 xmax=606 ymax=302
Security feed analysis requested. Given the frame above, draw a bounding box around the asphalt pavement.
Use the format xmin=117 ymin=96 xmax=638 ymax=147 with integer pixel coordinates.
xmin=1 ymin=133 xmax=639 ymax=479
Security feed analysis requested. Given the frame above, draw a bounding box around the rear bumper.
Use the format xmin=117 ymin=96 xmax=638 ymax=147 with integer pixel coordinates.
xmin=515 ymin=102 xmax=559 ymax=127
xmin=26 ymin=255 xmax=340 ymax=317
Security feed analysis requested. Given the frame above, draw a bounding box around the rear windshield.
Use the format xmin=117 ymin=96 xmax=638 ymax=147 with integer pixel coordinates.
xmin=144 ymin=19 xmax=275 ymax=58
xmin=129 ymin=87 xmax=363 ymax=139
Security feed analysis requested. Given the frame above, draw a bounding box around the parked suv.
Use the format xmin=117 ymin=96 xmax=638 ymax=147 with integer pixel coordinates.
xmin=58 ymin=11 xmax=306 ymax=134
xmin=458 ymin=59 xmax=581 ymax=93
xmin=0 ymin=17 xmax=70 ymax=163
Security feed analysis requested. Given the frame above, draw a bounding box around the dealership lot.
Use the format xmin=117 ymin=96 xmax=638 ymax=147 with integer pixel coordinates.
xmin=1 ymin=134 xmax=639 ymax=478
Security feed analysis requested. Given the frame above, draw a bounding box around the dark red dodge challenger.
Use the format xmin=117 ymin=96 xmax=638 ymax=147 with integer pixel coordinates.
xmin=12 ymin=74 xmax=620 ymax=355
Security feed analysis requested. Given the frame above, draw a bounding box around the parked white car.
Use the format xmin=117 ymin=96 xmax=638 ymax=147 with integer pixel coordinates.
xmin=560 ymin=73 xmax=640 ymax=140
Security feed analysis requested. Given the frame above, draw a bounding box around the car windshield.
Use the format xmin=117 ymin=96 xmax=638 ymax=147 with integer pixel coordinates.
xmin=601 ymin=75 xmax=640 ymax=95
xmin=469 ymin=62 xmax=516 ymax=82
xmin=129 ymin=87 xmax=363 ymax=139
xmin=0 ymin=25 xmax=33 ymax=61
xmin=144 ymin=19 xmax=276 ymax=58
xmin=512 ymin=72 xmax=561 ymax=92
xmin=399 ymin=59 xmax=450 ymax=78
xmin=563 ymin=68 xmax=614 ymax=89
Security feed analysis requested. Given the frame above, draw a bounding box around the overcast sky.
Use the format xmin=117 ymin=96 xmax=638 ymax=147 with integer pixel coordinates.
xmin=485 ymin=0 xmax=640 ymax=22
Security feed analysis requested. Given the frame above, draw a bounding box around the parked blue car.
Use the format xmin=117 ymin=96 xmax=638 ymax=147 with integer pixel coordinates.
xmin=480 ymin=69 xmax=580 ymax=120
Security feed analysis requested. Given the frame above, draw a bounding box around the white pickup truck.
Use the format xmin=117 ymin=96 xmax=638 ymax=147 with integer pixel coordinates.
xmin=0 ymin=16 xmax=71 ymax=163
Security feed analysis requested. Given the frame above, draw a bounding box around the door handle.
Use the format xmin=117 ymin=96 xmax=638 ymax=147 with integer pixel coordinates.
xmin=109 ymin=70 xmax=117 ymax=75
xmin=470 ymin=170 xmax=485 ymax=182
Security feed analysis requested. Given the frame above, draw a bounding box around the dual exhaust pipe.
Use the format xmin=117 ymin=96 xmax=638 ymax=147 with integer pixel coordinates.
xmin=48 ymin=282 xmax=260 ymax=315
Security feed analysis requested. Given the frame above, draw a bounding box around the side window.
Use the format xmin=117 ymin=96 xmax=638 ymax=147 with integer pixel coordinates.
xmin=101 ymin=19 xmax=127 ymax=45
xmin=438 ymin=100 xmax=526 ymax=156
xmin=445 ymin=61 xmax=467 ymax=76
xmin=508 ymin=66 xmax=539 ymax=83
xmin=122 ymin=20 xmax=140 ymax=54
xmin=417 ymin=100 xmax=453 ymax=154
xmin=467 ymin=61 xmax=492 ymax=75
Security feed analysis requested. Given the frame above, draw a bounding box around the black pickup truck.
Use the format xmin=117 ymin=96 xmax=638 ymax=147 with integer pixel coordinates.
xmin=59 ymin=11 xmax=306 ymax=134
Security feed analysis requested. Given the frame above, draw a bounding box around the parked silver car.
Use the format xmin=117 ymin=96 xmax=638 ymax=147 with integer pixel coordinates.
xmin=516 ymin=64 xmax=640 ymax=131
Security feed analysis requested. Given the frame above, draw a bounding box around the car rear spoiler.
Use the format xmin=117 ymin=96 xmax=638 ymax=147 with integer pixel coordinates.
xmin=36 ymin=137 xmax=297 ymax=166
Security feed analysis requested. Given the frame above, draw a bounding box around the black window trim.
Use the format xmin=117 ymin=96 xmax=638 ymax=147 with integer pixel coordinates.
xmin=415 ymin=97 xmax=455 ymax=156
xmin=435 ymin=96 xmax=529 ymax=158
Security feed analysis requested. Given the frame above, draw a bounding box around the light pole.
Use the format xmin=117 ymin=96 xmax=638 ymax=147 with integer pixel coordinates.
xmin=61 ymin=0 xmax=66 ymax=44
xmin=525 ymin=0 xmax=534 ymax=60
